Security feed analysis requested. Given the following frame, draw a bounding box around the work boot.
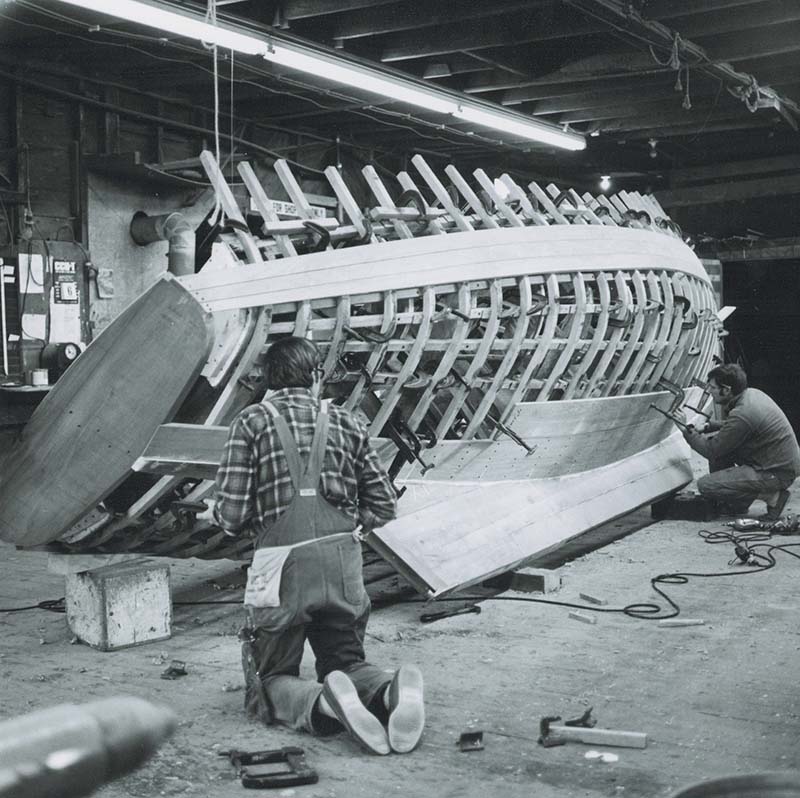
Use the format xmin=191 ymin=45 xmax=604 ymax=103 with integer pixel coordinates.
xmin=387 ymin=664 xmax=425 ymax=754
xmin=763 ymin=489 xmax=790 ymax=521
xmin=321 ymin=671 xmax=389 ymax=755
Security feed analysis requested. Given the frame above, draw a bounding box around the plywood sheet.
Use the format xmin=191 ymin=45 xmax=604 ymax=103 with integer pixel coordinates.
xmin=0 ymin=275 xmax=212 ymax=546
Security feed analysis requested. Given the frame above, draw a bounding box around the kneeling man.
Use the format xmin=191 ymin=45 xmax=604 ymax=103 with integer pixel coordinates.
xmin=675 ymin=364 xmax=800 ymax=519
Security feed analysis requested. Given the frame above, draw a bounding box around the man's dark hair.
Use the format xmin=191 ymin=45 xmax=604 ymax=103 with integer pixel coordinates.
xmin=708 ymin=363 xmax=747 ymax=395
xmin=263 ymin=337 xmax=320 ymax=389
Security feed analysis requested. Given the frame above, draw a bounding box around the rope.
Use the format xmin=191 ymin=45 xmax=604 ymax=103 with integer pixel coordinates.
xmin=649 ymin=32 xmax=682 ymax=70
xmin=203 ymin=0 xmax=225 ymax=227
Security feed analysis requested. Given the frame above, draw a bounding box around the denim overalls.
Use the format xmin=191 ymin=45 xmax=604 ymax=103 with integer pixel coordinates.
xmin=241 ymin=402 xmax=391 ymax=733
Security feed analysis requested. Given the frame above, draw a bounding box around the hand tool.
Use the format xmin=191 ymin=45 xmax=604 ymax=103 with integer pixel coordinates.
xmin=648 ymin=403 xmax=691 ymax=430
xmin=539 ymin=708 xmax=647 ymax=749
xmin=420 ymin=604 xmax=481 ymax=623
xmin=457 ymin=731 xmax=484 ymax=752
xmin=220 ymin=747 xmax=318 ymax=789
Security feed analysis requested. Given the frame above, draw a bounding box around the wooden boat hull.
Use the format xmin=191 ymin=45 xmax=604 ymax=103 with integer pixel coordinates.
xmin=0 ymin=276 xmax=212 ymax=546
xmin=0 ymin=152 xmax=722 ymax=596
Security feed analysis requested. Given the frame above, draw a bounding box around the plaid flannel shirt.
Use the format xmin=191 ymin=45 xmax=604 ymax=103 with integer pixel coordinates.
xmin=214 ymin=388 xmax=397 ymax=537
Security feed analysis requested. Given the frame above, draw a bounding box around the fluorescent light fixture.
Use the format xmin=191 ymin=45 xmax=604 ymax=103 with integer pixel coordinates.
xmin=54 ymin=0 xmax=268 ymax=54
xmin=264 ymin=43 xmax=458 ymax=115
xmin=53 ymin=0 xmax=587 ymax=151
xmin=454 ymin=106 xmax=585 ymax=151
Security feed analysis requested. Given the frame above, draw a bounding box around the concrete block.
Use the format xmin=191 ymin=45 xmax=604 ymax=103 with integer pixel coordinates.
xmin=65 ymin=559 xmax=171 ymax=651
xmin=509 ymin=567 xmax=561 ymax=594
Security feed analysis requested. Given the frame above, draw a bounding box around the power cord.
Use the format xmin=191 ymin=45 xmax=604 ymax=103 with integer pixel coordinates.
xmin=5 ymin=530 xmax=800 ymax=619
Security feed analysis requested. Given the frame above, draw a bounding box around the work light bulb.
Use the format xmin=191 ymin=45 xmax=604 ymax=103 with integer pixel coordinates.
xmin=600 ymin=175 xmax=611 ymax=191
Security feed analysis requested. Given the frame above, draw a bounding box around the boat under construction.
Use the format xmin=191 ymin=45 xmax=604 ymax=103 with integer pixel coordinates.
xmin=0 ymin=151 xmax=722 ymax=597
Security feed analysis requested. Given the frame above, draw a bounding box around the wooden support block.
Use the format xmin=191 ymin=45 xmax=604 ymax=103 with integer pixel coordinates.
xmin=549 ymin=724 xmax=647 ymax=749
xmin=65 ymin=560 xmax=172 ymax=651
xmin=658 ymin=618 xmax=705 ymax=628
xmin=509 ymin=567 xmax=561 ymax=594
xmin=579 ymin=591 xmax=607 ymax=606
xmin=569 ymin=610 xmax=597 ymax=625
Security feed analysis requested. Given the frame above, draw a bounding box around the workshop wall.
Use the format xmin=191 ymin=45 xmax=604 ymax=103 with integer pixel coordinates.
xmin=86 ymin=172 xmax=214 ymax=335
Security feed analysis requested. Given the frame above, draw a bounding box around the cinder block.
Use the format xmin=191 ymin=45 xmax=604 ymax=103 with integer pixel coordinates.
xmin=509 ymin=567 xmax=561 ymax=594
xmin=65 ymin=559 xmax=172 ymax=651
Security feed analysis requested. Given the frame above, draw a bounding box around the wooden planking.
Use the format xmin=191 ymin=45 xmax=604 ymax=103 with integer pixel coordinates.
xmin=373 ymin=412 xmax=693 ymax=596
xmin=0 ymin=276 xmax=212 ymax=546
xmin=133 ymin=423 xmax=229 ymax=481
xmin=398 ymin=390 xmax=678 ymax=483
xmin=181 ymin=226 xmax=709 ymax=315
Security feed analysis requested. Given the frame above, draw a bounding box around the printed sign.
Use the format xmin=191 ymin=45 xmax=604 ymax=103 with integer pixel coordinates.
xmin=53 ymin=260 xmax=79 ymax=304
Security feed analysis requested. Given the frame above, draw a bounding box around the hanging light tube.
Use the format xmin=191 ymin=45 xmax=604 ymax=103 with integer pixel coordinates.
xmin=53 ymin=0 xmax=269 ymax=54
xmin=53 ymin=0 xmax=586 ymax=151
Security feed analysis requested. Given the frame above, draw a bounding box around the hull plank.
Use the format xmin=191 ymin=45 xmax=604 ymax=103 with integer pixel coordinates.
xmin=373 ymin=428 xmax=693 ymax=597
xmin=0 ymin=276 xmax=212 ymax=546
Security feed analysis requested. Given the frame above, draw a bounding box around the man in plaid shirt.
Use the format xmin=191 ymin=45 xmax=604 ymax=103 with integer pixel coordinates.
xmin=213 ymin=336 xmax=425 ymax=755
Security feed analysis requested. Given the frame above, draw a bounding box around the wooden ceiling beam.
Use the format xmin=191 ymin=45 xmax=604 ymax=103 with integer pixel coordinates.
xmin=669 ymin=0 xmax=800 ymax=39
xmin=641 ymin=0 xmax=774 ymax=18
xmin=592 ymin=114 xmax=775 ymax=138
xmin=524 ymin=80 xmax=688 ymax=115
xmin=282 ymin=0 xmax=400 ymax=21
xmin=670 ymin=154 xmax=800 ymax=186
xmin=695 ymin=20 xmax=800 ymax=62
xmin=559 ymin=97 xmax=738 ymax=125
xmin=657 ymin=171 xmax=800 ymax=207
xmin=565 ymin=0 xmax=800 ymax=128
xmin=332 ymin=0 xmax=540 ymax=41
xmin=380 ymin=8 xmax=601 ymax=62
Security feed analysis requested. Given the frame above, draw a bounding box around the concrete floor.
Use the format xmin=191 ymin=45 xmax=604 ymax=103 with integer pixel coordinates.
xmin=1 ymin=498 xmax=800 ymax=798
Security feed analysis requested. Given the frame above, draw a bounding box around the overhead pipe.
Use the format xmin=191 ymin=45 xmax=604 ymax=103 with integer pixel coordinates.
xmin=129 ymin=211 xmax=195 ymax=276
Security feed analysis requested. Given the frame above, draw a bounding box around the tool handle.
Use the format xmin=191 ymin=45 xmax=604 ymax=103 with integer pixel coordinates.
xmin=420 ymin=605 xmax=481 ymax=623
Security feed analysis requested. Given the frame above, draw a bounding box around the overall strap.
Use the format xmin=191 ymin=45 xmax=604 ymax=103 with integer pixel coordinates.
xmin=263 ymin=401 xmax=330 ymax=492
xmin=302 ymin=403 xmax=330 ymax=488
xmin=263 ymin=401 xmax=304 ymax=490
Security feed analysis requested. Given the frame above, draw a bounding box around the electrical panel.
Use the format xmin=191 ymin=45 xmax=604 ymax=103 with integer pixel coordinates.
xmin=0 ymin=241 xmax=90 ymax=384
